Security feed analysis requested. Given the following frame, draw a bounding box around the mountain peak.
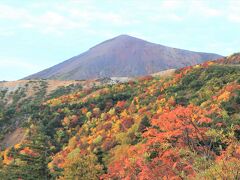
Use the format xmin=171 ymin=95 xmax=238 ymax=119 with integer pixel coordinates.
xmin=24 ymin=36 xmax=223 ymax=80
xmin=89 ymin=34 xmax=146 ymax=51
xmin=112 ymin=34 xmax=146 ymax=42
xmin=115 ymin=34 xmax=132 ymax=38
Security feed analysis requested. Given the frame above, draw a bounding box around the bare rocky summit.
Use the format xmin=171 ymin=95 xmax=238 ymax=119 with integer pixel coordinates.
xmin=24 ymin=35 xmax=222 ymax=80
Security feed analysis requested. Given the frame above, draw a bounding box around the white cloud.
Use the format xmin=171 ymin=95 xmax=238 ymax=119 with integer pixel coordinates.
xmin=0 ymin=0 xmax=239 ymax=37
xmin=161 ymin=0 xmax=182 ymax=10
xmin=0 ymin=2 xmax=137 ymax=35
xmin=66 ymin=4 xmax=139 ymax=26
xmin=0 ymin=4 xmax=27 ymax=20
xmin=0 ymin=4 xmax=87 ymax=35
xmin=198 ymin=4 xmax=221 ymax=17
xmin=22 ymin=11 xmax=87 ymax=35
xmin=227 ymin=1 xmax=240 ymax=23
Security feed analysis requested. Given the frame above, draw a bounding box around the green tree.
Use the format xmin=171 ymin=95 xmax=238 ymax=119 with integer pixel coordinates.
xmin=61 ymin=152 xmax=103 ymax=180
xmin=2 ymin=131 xmax=52 ymax=180
xmin=138 ymin=115 xmax=151 ymax=132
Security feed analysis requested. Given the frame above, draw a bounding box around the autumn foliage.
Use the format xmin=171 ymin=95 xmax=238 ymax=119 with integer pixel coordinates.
xmin=1 ymin=61 xmax=240 ymax=179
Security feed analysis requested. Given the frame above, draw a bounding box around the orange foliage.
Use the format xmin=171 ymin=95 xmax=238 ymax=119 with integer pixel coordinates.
xmin=20 ymin=147 xmax=39 ymax=157
xmin=145 ymin=105 xmax=212 ymax=150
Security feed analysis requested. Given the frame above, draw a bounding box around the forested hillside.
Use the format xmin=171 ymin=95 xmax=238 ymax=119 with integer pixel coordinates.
xmin=0 ymin=80 xmax=97 ymax=148
xmin=0 ymin=56 xmax=240 ymax=179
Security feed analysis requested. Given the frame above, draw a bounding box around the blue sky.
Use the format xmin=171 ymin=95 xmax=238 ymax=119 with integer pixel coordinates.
xmin=0 ymin=0 xmax=240 ymax=81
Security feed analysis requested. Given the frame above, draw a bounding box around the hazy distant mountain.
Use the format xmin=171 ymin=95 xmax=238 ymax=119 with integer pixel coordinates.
xmin=24 ymin=35 xmax=223 ymax=80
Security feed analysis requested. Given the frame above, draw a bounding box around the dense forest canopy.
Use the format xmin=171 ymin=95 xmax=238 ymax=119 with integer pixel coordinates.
xmin=0 ymin=55 xmax=240 ymax=179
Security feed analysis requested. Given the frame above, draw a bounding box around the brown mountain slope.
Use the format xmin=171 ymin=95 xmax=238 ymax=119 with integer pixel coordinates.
xmin=24 ymin=35 xmax=222 ymax=80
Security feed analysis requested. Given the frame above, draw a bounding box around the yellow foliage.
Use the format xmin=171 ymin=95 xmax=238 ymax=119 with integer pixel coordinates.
xmin=197 ymin=159 xmax=240 ymax=179
xmin=120 ymin=109 xmax=128 ymax=117
xmin=157 ymin=107 xmax=163 ymax=114
xmin=217 ymin=91 xmax=231 ymax=102
xmin=3 ymin=149 xmax=12 ymax=165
